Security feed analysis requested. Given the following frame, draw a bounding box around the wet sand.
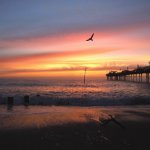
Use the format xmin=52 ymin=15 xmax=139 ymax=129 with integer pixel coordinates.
xmin=0 ymin=105 xmax=150 ymax=150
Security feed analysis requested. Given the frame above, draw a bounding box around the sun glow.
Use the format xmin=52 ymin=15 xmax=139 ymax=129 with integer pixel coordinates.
xmin=0 ymin=27 xmax=150 ymax=78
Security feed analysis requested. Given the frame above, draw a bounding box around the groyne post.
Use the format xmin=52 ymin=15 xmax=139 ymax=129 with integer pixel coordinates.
xmin=24 ymin=95 xmax=30 ymax=105
xmin=7 ymin=97 xmax=14 ymax=105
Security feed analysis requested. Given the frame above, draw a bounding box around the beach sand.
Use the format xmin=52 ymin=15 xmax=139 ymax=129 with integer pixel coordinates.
xmin=0 ymin=105 xmax=150 ymax=150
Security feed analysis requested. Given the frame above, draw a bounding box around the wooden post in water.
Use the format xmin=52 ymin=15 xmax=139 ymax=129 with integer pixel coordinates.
xmin=24 ymin=95 xmax=29 ymax=105
xmin=7 ymin=97 xmax=14 ymax=105
xmin=83 ymin=67 xmax=87 ymax=84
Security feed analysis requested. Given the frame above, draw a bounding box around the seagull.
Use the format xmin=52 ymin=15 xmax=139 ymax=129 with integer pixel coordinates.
xmin=86 ymin=33 xmax=94 ymax=41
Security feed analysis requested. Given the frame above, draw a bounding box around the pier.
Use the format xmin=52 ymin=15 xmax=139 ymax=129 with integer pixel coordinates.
xmin=106 ymin=65 xmax=150 ymax=83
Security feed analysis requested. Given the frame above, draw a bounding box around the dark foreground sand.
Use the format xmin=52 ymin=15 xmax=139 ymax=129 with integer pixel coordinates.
xmin=0 ymin=105 xmax=150 ymax=150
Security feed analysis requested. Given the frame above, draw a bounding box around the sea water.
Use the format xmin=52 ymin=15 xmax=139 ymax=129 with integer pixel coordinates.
xmin=0 ymin=77 xmax=150 ymax=106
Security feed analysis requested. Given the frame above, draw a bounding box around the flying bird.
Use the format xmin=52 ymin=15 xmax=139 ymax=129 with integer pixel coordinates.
xmin=86 ymin=33 xmax=94 ymax=41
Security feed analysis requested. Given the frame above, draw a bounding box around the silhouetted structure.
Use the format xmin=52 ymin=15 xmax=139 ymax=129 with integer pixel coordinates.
xmin=83 ymin=67 xmax=87 ymax=84
xmin=24 ymin=95 xmax=30 ymax=105
xmin=106 ymin=65 xmax=150 ymax=83
xmin=7 ymin=97 xmax=14 ymax=105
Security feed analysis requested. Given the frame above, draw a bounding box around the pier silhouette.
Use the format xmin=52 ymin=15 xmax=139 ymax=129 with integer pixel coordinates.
xmin=106 ymin=65 xmax=150 ymax=83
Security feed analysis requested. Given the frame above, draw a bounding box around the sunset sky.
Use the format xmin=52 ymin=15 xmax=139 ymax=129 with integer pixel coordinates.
xmin=0 ymin=0 xmax=150 ymax=77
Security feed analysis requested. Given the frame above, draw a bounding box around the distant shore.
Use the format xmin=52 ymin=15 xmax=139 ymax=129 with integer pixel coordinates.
xmin=0 ymin=105 xmax=150 ymax=150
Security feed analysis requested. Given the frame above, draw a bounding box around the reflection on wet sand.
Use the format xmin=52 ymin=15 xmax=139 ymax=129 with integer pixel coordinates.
xmin=0 ymin=106 xmax=150 ymax=130
xmin=7 ymin=105 xmax=13 ymax=112
xmin=0 ymin=106 xmax=101 ymax=129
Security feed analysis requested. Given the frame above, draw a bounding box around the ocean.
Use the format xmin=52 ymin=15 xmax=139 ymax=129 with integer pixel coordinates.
xmin=0 ymin=77 xmax=150 ymax=106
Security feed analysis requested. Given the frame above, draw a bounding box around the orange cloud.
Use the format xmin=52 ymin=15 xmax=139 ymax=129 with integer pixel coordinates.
xmin=0 ymin=21 xmax=150 ymax=78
